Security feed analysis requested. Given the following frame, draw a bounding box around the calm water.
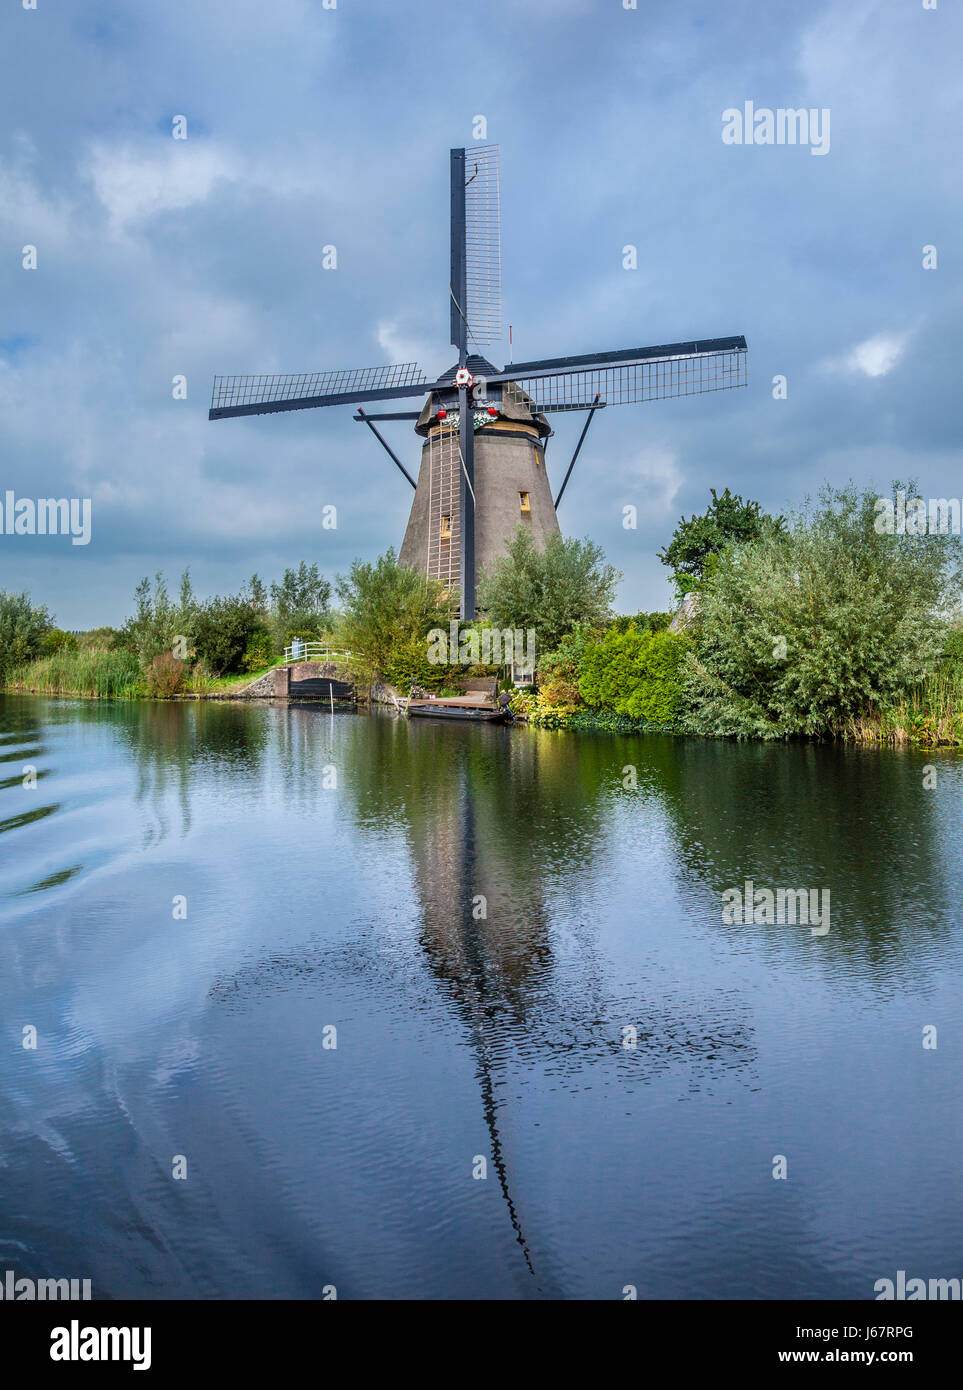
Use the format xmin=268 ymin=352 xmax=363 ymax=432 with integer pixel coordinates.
xmin=1 ymin=693 xmax=961 ymax=1300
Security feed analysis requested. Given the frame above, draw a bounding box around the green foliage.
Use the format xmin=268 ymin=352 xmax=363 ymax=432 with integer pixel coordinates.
xmin=145 ymin=652 xmax=186 ymax=697
xmin=607 ymin=610 xmax=671 ymax=634
xmin=578 ymin=625 xmax=687 ymax=726
xmin=42 ymin=628 xmax=78 ymax=656
xmin=382 ymin=634 xmax=461 ymax=694
xmin=77 ymin=626 xmax=122 ymax=651
xmin=477 ymin=526 xmax=620 ymax=654
xmin=118 ymin=572 xmax=179 ymax=665
xmin=270 ymin=562 xmax=330 ymax=630
xmin=658 ymin=487 xmax=784 ymax=598
xmin=10 ymin=648 xmax=142 ymax=698
xmin=0 ymin=590 xmax=51 ymax=678
xmin=536 ymin=624 xmax=594 ymax=707
xmin=242 ymin=629 xmax=276 ymax=673
xmin=191 ymin=595 xmax=262 ymax=676
xmin=334 ymin=548 xmax=457 ymax=686
xmin=682 ymin=482 xmax=963 ymax=739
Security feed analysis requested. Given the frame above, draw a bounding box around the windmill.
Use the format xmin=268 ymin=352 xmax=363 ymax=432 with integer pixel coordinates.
xmin=209 ymin=145 xmax=747 ymax=619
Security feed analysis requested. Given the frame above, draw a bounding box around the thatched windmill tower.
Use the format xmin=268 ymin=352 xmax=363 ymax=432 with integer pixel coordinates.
xmin=209 ymin=144 xmax=748 ymax=617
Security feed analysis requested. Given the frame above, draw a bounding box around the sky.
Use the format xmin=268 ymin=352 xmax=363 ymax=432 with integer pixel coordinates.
xmin=0 ymin=0 xmax=960 ymax=628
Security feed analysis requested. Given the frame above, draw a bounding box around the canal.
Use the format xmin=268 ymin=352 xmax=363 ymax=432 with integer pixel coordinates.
xmin=1 ymin=694 xmax=961 ymax=1299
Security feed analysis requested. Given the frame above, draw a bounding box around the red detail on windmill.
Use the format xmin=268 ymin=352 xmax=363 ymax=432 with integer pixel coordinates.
xmin=454 ymin=368 xmax=474 ymax=389
xmin=487 ymin=407 xmax=497 ymax=416
xmin=437 ymin=409 xmax=447 ymax=420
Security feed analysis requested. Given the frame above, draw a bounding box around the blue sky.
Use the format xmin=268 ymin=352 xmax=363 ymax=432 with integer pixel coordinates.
xmin=1 ymin=0 xmax=960 ymax=627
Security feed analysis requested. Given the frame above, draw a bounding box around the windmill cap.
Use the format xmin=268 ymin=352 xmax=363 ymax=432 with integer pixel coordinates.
xmin=415 ymin=355 xmax=550 ymax=437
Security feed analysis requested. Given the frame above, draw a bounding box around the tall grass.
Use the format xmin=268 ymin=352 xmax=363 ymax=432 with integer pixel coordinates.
xmin=843 ymin=664 xmax=963 ymax=745
xmin=8 ymin=649 xmax=144 ymax=698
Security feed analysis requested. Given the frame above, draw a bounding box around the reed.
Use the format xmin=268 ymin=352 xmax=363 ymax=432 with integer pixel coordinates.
xmin=841 ymin=665 xmax=963 ymax=746
xmin=7 ymin=649 xmax=144 ymax=699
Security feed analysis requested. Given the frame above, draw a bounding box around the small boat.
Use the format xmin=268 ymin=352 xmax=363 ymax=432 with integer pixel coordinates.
xmin=405 ymin=678 xmax=514 ymax=724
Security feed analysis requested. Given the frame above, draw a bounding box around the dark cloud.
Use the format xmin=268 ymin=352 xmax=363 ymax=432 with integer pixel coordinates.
xmin=0 ymin=0 xmax=959 ymax=626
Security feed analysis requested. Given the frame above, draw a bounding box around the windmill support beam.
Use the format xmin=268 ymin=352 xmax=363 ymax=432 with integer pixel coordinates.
xmin=459 ymin=384 xmax=476 ymax=618
xmin=355 ymin=409 xmax=417 ymax=489
xmin=554 ymin=395 xmax=601 ymax=509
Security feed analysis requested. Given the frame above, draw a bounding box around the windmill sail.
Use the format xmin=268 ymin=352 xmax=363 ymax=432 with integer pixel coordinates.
xmin=496 ymin=336 xmax=747 ymax=412
xmin=209 ymin=362 xmax=430 ymax=419
xmin=463 ymin=144 xmax=502 ymax=349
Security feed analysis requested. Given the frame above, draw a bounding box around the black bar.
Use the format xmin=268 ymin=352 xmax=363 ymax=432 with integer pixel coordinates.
xmin=503 ymin=335 xmax=747 ymax=377
xmin=356 ymin=410 xmax=417 ymax=488
xmin=554 ymin=395 xmax=600 ymax=509
xmin=209 ymin=382 xmax=433 ymax=421
xmin=352 ymin=411 xmax=421 ymax=422
xmin=450 ymin=148 xmax=468 ymax=357
xmin=459 ymin=385 xmax=475 ymax=619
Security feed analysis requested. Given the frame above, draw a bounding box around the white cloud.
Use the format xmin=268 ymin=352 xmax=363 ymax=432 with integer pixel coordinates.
xmin=375 ymin=320 xmax=447 ymax=376
xmin=845 ymin=332 xmax=908 ymax=379
xmin=82 ymin=140 xmax=331 ymax=238
xmin=84 ymin=142 xmax=239 ymax=234
xmin=624 ymin=444 xmax=683 ymax=519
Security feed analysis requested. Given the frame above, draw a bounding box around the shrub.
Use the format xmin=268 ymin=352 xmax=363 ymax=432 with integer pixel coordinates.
xmin=243 ymin=628 xmax=276 ymax=672
xmin=42 ymin=628 xmax=78 ymax=657
xmin=682 ymin=482 xmax=963 ymax=739
xmin=191 ymin=595 xmax=262 ymax=676
xmin=578 ymin=625 xmax=687 ymax=726
xmin=537 ymin=625 xmax=594 ymax=706
xmin=382 ymin=633 xmax=462 ymax=694
xmin=146 ymin=652 xmax=186 ymax=697
xmin=0 ymin=591 xmax=51 ymax=679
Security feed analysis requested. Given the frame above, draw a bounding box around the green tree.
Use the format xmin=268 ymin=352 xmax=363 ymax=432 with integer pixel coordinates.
xmin=682 ymin=482 xmax=963 ymax=739
xmin=191 ymin=595 xmax=262 ymax=676
xmin=477 ymin=526 xmax=620 ymax=655
xmin=0 ymin=591 xmax=51 ymax=678
xmin=119 ymin=572 xmax=178 ymax=665
xmin=270 ymin=562 xmax=331 ymax=623
xmin=658 ymin=487 xmax=784 ymax=598
xmin=335 ymin=548 xmax=456 ymax=686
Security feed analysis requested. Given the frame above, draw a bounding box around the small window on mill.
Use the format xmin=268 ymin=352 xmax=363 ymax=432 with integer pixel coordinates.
xmin=519 ymin=492 xmax=531 ymax=513
xmin=440 ymin=515 xmax=452 ymax=539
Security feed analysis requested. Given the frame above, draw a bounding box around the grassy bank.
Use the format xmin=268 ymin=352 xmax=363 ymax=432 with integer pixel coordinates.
xmin=4 ymin=650 xmax=274 ymax=700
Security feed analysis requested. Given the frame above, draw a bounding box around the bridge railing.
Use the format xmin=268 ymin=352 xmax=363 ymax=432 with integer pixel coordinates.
xmin=282 ymin=641 xmax=353 ymax=666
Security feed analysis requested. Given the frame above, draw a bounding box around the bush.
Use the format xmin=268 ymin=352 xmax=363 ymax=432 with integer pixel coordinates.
xmin=382 ymin=633 xmax=463 ymax=693
xmin=537 ymin=625 xmax=594 ymax=707
xmin=146 ymin=652 xmax=186 ymax=697
xmin=682 ymin=482 xmax=963 ymax=739
xmin=243 ymin=628 xmax=276 ymax=672
xmin=42 ymin=628 xmax=78 ymax=656
xmin=0 ymin=591 xmax=51 ymax=679
xmin=578 ymin=625 xmax=687 ymax=726
xmin=191 ymin=596 xmax=262 ymax=676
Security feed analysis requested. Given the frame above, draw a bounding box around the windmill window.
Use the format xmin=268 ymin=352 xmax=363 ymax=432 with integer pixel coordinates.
xmin=519 ymin=492 xmax=531 ymax=512
xmin=440 ymin=514 xmax=452 ymax=539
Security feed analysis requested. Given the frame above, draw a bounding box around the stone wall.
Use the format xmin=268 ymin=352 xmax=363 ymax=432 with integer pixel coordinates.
xmin=236 ymin=661 xmax=354 ymax=699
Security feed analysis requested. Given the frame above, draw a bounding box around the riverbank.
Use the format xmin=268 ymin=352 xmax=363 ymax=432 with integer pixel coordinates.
xmin=7 ymin=673 xmax=963 ymax=748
